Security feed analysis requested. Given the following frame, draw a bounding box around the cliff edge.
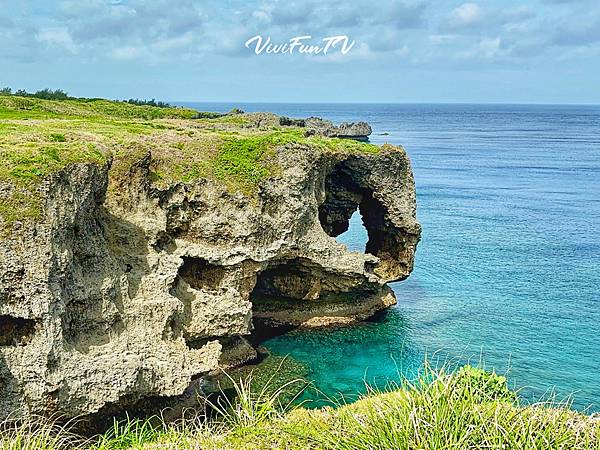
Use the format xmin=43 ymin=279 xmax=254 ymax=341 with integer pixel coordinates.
xmin=0 ymin=97 xmax=420 ymax=420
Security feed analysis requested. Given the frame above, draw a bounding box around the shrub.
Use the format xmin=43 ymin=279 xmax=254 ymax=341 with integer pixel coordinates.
xmin=123 ymin=98 xmax=171 ymax=108
xmin=32 ymin=89 xmax=69 ymax=101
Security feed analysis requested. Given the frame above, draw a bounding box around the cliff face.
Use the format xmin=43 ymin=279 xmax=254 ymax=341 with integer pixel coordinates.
xmin=0 ymin=106 xmax=420 ymax=421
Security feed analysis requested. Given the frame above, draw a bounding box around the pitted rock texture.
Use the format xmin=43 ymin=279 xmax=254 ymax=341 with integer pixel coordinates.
xmin=0 ymin=139 xmax=420 ymax=420
xmin=305 ymin=117 xmax=373 ymax=140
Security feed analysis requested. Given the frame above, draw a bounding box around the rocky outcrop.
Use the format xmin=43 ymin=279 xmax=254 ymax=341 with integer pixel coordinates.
xmin=0 ymin=130 xmax=420 ymax=421
xmin=305 ymin=117 xmax=373 ymax=140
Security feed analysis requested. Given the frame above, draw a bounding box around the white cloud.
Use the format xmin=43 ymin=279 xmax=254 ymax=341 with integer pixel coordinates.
xmin=36 ymin=27 xmax=78 ymax=53
xmin=252 ymin=10 xmax=271 ymax=23
xmin=445 ymin=3 xmax=485 ymax=29
xmin=110 ymin=45 xmax=145 ymax=60
xmin=429 ymin=34 xmax=457 ymax=44
xmin=459 ymin=36 xmax=502 ymax=60
xmin=151 ymin=33 xmax=195 ymax=53
xmin=478 ymin=37 xmax=501 ymax=58
xmin=0 ymin=0 xmax=596 ymax=72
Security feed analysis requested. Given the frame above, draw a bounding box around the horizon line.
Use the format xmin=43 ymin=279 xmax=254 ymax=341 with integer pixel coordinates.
xmin=172 ymin=100 xmax=600 ymax=107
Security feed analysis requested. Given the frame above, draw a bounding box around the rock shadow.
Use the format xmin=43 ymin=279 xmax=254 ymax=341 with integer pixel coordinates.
xmin=58 ymin=207 xmax=150 ymax=354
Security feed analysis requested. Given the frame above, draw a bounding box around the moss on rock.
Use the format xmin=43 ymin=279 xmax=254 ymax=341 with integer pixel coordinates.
xmin=0 ymin=97 xmax=387 ymax=234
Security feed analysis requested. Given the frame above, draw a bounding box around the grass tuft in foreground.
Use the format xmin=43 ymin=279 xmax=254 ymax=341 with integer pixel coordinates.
xmin=0 ymin=416 xmax=83 ymax=450
xmin=204 ymin=361 xmax=308 ymax=430
xmin=1 ymin=365 xmax=598 ymax=449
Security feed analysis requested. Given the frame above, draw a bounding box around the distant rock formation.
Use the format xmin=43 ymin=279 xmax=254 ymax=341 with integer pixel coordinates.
xmin=278 ymin=116 xmax=373 ymax=141
xmin=305 ymin=117 xmax=373 ymax=141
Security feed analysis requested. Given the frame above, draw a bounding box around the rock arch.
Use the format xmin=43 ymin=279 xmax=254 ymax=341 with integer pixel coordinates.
xmin=318 ymin=155 xmax=421 ymax=282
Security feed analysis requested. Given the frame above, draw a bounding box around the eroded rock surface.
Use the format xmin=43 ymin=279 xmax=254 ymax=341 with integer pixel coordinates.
xmin=0 ymin=128 xmax=420 ymax=420
xmin=305 ymin=117 xmax=373 ymax=140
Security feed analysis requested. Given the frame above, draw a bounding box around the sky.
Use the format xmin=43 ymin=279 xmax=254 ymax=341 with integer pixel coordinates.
xmin=1 ymin=0 xmax=599 ymax=104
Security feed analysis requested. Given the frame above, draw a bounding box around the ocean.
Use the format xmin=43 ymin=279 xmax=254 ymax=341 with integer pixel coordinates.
xmin=178 ymin=102 xmax=600 ymax=411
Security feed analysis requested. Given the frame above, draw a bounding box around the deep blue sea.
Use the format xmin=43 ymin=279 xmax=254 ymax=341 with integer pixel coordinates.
xmin=180 ymin=102 xmax=600 ymax=411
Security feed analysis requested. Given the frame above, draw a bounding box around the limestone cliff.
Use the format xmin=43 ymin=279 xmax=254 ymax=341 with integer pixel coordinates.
xmin=0 ymin=101 xmax=420 ymax=421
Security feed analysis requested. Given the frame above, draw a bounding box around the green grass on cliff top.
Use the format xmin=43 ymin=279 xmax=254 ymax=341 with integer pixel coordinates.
xmin=0 ymin=95 xmax=199 ymax=120
xmin=0 ymin=95 xmax=380 ymax=232
xmin=1 ymin=365 xmax=598 ymax=449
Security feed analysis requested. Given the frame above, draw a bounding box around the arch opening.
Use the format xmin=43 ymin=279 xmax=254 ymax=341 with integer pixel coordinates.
xmin=318 ymin=162 xmax=387 ymax=259
xmin=334 ymin=208 xmax=368 ymax=253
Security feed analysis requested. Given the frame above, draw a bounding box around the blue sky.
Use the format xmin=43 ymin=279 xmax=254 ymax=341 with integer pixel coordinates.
xmin=1 ymin=0 xmax=599 ymax=103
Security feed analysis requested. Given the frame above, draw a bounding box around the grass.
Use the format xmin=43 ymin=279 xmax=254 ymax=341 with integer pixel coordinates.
xmin=0 ymin=96 xmax=198 ymax=120
xmin=211 ymin=131 xmax=303 ymax=192
xmin=205 ymin=353 xmax=310 ymax=407
xmin=0 ymin=416 xmax=82 ymax=450
xmin=204 ymin=366 xmax=307 ymax=430
xmin=0 ymin=96 xmax=388 ymax=234
xmin=0 ymin=365 xmax=598 ymax=449
xmin=91 ymin=416 xmax=166 ymax=450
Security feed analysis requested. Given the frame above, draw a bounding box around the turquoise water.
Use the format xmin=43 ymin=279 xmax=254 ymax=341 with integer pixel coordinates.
xmin=184 ymin=103 xmax=600 ymax=411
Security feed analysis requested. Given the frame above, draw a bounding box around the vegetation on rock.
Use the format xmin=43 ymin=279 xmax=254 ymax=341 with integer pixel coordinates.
xmin=0 ymin=365 xmax=597 ymax=449
xmin=0 ymin=87 xmax=175 ymax=109
xmin=0 ymin=96 xmax=382 ymax=232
